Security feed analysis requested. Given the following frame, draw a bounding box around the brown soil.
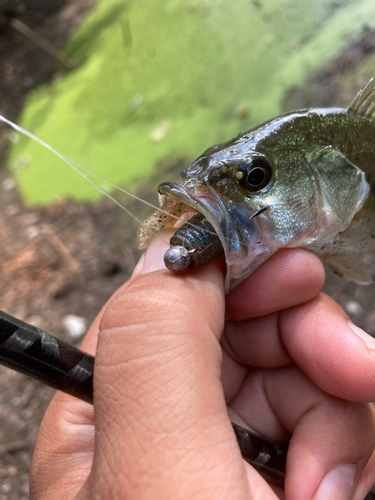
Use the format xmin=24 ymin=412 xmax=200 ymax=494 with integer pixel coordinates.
xmin=0 ymin=2 xmax=139 ymax=499
xmin=0 ymin=8 xmax=375 ymax=500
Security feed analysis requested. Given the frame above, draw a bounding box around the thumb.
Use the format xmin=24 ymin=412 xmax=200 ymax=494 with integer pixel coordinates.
xmin=80 ymin=242 xmax=250 ymax=499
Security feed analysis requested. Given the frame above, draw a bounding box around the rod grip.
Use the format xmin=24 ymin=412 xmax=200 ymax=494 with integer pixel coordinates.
xmin=0 ymin=310 xmax=94 ymax=404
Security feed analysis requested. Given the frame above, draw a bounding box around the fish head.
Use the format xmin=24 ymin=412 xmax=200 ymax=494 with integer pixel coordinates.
xmin=155 ymin=115 xmax=369 ymax=290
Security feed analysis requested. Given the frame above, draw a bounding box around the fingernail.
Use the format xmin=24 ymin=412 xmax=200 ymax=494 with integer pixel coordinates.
xmin=313 ymin=464 xmax=356 ymax=500
xmin=131 ymin=252 xmax=145 ymax=278
xmin=348 ymin=322 xmax=375 ymax=353
xmin=133 ymin=238 xmax=169 ymax=276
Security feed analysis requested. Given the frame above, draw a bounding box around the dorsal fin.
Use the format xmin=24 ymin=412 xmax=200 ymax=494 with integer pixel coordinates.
xmin=347 ymin=78 xmax=375 ymax=121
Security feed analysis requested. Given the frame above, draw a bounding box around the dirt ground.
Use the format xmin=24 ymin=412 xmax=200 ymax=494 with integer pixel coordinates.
xmin=0 ymin=5 xmax=375 ymax=499
xmin=0 ymin=2 xmax=138 ymax=498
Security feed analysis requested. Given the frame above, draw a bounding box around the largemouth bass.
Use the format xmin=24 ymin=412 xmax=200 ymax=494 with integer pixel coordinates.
xmin=138 ymin=79 xmax=375 ymax=291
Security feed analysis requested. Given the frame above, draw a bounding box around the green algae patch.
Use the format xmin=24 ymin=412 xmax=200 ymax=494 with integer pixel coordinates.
xmin=10 ymin=0 xmax=375 ymax=205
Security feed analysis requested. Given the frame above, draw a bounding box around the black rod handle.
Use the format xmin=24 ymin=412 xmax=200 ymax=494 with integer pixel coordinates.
xmin=0 ymin=310 xmax=94 ymax=404
xmin=232 ymin=422 xmax=286 ymax=485
xmin=0 ymin=309 xmax=288 ymax=485
xmin=2 ymin=310 xmax=374 ymax=496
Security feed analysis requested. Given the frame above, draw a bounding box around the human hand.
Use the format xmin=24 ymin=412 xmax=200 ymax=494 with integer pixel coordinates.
xmin=30 ymin=233 xmax=375 ymax=500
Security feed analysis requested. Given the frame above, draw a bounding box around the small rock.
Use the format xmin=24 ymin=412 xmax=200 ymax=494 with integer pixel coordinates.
xmin=25 ymin=225 xmax=40 ymax=239
xmin=345 ymin=300 xmax=363 ymax=315
xmin=0 ymin=482 xmax=11 ymax=494
xmin=5 ymin=204 xmax=20 ymax=216
xmin=1 ymin=178 xmax=16 ymax=191
xmin=150 ymin=117 xmax=172 ymax=142
xmin=63 ymin=314 xmax=87 ymax=340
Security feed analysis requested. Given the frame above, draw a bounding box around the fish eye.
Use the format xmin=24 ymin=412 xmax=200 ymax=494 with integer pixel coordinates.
xmin=240 ymin=159 xmax=273 ymax=193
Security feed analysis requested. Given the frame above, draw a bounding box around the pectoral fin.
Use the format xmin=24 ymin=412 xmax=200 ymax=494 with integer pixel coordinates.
xmin=316 ymin=149 xmax=369 ymax=229
xmin=323 ymin=252 xmax=373 ymax=285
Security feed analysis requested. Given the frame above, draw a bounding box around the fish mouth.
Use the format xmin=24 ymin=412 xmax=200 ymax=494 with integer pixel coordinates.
xmin=157 ymin=181 xmax=228 ymax=238
xmin=156 ymin=181 xmax=269 ymax=291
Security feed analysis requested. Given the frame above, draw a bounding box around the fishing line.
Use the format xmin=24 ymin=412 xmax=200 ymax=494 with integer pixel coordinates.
xmin=64 ymin=154 xmax=253 ymax=250
xmin=1 ymin=16 xmax=372 ymax=254
xmin=0 ymin=115 xmax=170 ymax=247
xmin=0 ymin=115 xmax=255 ymax=251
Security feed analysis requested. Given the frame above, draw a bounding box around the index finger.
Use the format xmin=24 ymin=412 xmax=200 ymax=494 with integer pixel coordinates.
xmin=280 ymin=292 xmax=375 ymax=402
xmin=226 ymin=248 xmax=325 ymax=320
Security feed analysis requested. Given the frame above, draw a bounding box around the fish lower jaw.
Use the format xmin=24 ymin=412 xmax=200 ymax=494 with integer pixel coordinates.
xmin=157 ymin=182 xmax=228 ymax=243
xmin=137 ymin=184 xmax=225 ymax=251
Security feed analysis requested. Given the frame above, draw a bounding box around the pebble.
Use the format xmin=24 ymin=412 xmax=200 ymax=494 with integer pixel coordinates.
xmin=0 ymin=483 xmax=11 ymax=494
xmin=150 ymin=117 xmax=172 ymax=142
xmin=5 ymin=204 xmax=20 ymax=216
xmin=24 ymin=225 xmax=40 ymax=239
xmin=345 ymin=300 xmax=363 ymax=315
xmin=1 ymin=178 xmax=16 ymax=191
xmin=63 ymin=314 xmax=87 ymax=340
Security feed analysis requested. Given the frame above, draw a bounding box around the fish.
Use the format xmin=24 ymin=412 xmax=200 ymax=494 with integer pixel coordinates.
xmin=138 ymin=78 xmax=375 ymax=291
xmin=2 ymin=83 xmax=375 ymax=498
xmin=3 ymin=84 xmax=375 ymax=498
xmin=2 ymin=79 xmax=375 ymax=292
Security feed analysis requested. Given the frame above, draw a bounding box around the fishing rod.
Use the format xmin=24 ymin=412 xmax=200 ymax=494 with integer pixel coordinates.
xmin=1 ymin=309 xmax=375 ymax=497
xmin=0 ymin=309 xmax=286 ymax=486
